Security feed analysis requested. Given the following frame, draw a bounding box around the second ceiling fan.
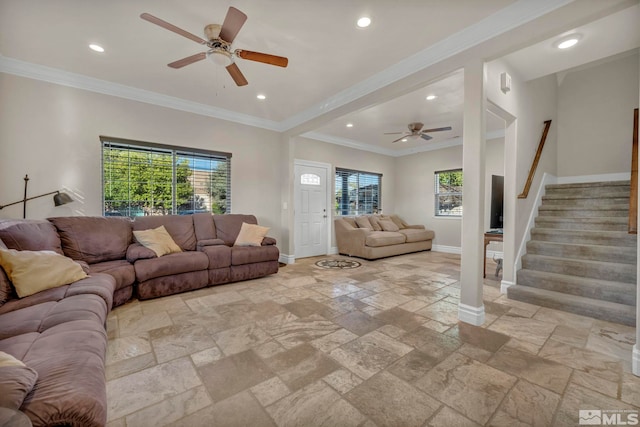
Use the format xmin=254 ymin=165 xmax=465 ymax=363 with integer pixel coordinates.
xmin=140 ymin=7 xmax=288 ymax=86
xmin=385 ymin=122 xmax=452 ymax=143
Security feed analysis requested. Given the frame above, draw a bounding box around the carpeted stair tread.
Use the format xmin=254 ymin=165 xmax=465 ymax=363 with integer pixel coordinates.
xmin=545 ymin=180 xmax=630 ymax=190
xmin=534 ymin=217 xmax=627 ymax=232
xmin=516 ymin=269 xmax=636 ymax=305
xmin=526 ymin=240 xmax=636 ymax=264
xmin=507 ymin=285 xmax=635 ymax=326
xmin=521 ymin=254 xmax=636 ymax=283
xmin=529 ymin=228 xmax=636 ymax=247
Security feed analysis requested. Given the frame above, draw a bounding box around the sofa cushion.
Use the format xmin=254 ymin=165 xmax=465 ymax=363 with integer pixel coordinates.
xmin=49 ymin=216 xmax=133 ymax=264
xmin=126 ymin=243 xmax=157 ymax=263
xmin=0 ymin=220 xmax=63 ymax=254
xmin=341 ymin=217 xmax=357 ymax=228
xmin=389 ymin=214 xmax=408 ymax=229
xmin=378 ymin=219 xmax=400 ymax=232
xmin=234 ymin=223 xmax=270 ymax=247
xmin=133 ymin=226 xmax=182 ymax=257
xmin=213 ymin=214 xmax=258 ymax=246
xmin=398 ymin=228 xmax=435 ymax=243
xmin=200 ymin=245 xmax=232 ymax=269
xmin=355 ymin=216 xmax=373 ymax=230
xmin=365 ymin=231 xmax=406 ymax=247
xmin=133 ymin=251 xmax=209 ymax=283
xmin=231 ymin=246 xmax=280 ymax=266
xmin=367 ymin=216 xmax=383 ymax=231
xmin=0 ymin=250 xmax=87 ymax=298
xmin=89 ymin=260 xmax=135 ymax=291
xmin=0 ymin=351 xmax=38 ymax=411
xmin=193 ymin=213 xmax=216 ymax=242
xmin=133 ymin=215 xmax=196 ymax=251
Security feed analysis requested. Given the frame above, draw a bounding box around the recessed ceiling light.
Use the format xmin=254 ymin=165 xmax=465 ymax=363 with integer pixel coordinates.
xmin=356 ymin=17 xmax=371 ymax=28
xmin=401 ymin=138 xmax=408 ymax=142
xmin=346 ymin=123 xmax=354 ymax=128
xmin=554 ymin=34 xmax=581 ymax=49
xmin=89 ymin=44 xmax=104 ymax=53
xmin=426 ymin=95 xmax=437 ymax=101
xmin=256 ymin=94 xmax=266 ymax=100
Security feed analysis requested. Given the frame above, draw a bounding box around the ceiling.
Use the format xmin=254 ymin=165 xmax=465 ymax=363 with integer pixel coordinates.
xmin=1 ymin=0 xmax=638 ymax=156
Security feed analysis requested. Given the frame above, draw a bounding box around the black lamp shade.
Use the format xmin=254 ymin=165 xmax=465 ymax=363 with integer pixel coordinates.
xmin=53 ymin=192 xmax=73 ymax=207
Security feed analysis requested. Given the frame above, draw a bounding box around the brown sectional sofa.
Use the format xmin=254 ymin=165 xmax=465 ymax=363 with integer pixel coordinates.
xmin=0 ymin=213 xmax=278 ymax=427
xmin=334 ymin=214 xmax=435 ymax=259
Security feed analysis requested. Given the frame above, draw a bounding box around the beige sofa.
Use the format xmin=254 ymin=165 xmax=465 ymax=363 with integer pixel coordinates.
xmin=334 ymin=214 xmax=434 ymax=260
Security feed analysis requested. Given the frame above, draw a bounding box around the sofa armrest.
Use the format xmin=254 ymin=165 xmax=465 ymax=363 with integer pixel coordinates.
xmin=261 ymin=237 xmax=277 ymax=246
xmin=126 ymin=243 xmax=156 ymax=263
xmin=197 ymin=238 xmax=226 ymax=250
xmin=334 ymin=219 xmax=370 ymax=255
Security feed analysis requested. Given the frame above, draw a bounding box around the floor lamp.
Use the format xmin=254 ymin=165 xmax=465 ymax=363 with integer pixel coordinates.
xmin=0 ymin=175 xmax=74 ymax=219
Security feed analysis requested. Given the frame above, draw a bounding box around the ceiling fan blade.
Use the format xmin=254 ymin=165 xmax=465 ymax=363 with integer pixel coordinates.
xmin=421 ymin=126 xmax=452 ymax=133
xmin=235 ymin=49 xmax=288 ymax=67
xmin=168 ymin=52 xmax=206 ymax=69
xmin=226 ymin=62 xmax=248 ymax=86
xmin=219 ymin=7 xmax=247 ymax=43
xmin=392 ymin=135 xmax=409 ymax=143
xmin=140 ymin=13 xmax=207 ymax=45
xmin=420 ymin=134 xmax=433 ymax=141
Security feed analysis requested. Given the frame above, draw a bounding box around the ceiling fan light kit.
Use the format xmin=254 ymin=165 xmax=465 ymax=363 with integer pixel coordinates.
xmin=140 ymin=7 xmax=288 ymax=87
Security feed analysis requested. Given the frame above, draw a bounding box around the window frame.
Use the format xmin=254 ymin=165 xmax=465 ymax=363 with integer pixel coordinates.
xmin=335 ymin=167 xmax=382 ymax=216
xmin=100 ymin=136 xmax=231 ymax=217
xmin=434 ymin=168 xmax=463 ymax=217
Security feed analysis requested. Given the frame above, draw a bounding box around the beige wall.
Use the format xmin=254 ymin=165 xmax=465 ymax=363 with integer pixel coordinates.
xmin=0 ymin=74 xmax=285 ymax=243
xmin=557 ymin=52 xmax=639 ymax=177
xmin=394 ymin=138 xmax=504 ymax=250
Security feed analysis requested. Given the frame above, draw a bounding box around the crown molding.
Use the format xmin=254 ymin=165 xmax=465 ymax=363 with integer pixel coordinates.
xmin=0 ymin=55 xmax=282 ymax=132
xmin=279 ymin=0 xmax=573 ymax=132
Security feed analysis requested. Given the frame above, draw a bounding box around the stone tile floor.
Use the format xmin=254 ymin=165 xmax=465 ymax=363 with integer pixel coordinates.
xmin=105 ymin=251 xmax=639 ymax=426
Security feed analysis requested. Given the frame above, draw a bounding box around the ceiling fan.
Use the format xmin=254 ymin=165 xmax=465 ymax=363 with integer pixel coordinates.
xmin=140 ymin=7 xmax=288 ymax=86
xmin=384 ymin=122 xmax=452 ymax=143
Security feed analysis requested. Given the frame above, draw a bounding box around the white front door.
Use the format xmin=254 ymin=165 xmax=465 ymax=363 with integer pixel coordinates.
xmin=294 ymin=163 xmax=329 ymax=259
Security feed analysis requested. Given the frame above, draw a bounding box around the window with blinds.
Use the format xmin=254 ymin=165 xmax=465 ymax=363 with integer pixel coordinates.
xmin=101 ymin=137 xmax=231 ymax=217
xmin=435 ymin=168 xmax=463 ymax=216
xmin=335 ymin=168 xmax=382 ymax=215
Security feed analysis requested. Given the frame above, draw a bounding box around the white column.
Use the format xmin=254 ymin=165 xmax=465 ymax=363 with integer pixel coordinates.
xmin=459 ymin=60 xmax=487 ymax=326
xmin=633 ymin=49 xmax=640 ymax=377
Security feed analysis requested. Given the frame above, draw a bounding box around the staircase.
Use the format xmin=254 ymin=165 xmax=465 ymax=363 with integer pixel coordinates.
xmin=508 ymin=180 xmax=637 ymax=326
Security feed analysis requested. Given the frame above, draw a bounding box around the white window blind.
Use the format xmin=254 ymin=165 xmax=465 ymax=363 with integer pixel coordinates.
xmin=101 ymin=137 xmax=231 ymax=217
xmin=335 ymin=168 xmax=382 ymax=215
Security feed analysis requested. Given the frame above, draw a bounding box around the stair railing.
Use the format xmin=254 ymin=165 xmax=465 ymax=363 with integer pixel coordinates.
xmin=518 ymin=120 xmax=552 ymax=199
xmin=629 ymin=108 xmax=638 ymax=234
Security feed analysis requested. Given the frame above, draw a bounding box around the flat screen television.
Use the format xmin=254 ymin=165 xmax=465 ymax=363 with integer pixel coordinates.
xmin=490 ymin=175 xmax=504 ymax=230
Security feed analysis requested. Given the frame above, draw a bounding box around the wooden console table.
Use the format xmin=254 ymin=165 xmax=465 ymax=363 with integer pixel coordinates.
xmin=484 ymin=231 xmax=503 ymax=278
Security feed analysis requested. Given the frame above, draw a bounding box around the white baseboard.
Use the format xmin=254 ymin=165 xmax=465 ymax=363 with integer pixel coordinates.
xmin=279 ymin=253 xmax=295 ymax=264
xmin=432 ymin=245 xmax=461 ymax=254
xmin=556 ymin=172 xmax=631 ymax=184
xmin=458 ymin=303 xmax=485 ymax=326
xmin=500 ymin=280 xmax=515 ymax=294
xmin=633 ymin=345 xmax=640 ymax=377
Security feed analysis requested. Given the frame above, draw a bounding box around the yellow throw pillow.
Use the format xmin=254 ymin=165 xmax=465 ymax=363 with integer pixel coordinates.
xmin=234 ymin=223 xmax=270 ymax=247
xmin=133 ymin=225 xmax=182 ymax=257
xmin=0 ymin=249 xmax=88 ymax=298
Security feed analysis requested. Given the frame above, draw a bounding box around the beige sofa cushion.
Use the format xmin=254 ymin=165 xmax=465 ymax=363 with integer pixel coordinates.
xmin=367 ymin=216 xmax=382 ymax=231
xmin=355 ymin=216 xmax=373 ymax=230
xmin=399 ymin=228 xmax=435 ymax=243
xmin=365 ymin=231 xmax=406 ymax=247
xmin=378 ymin=219 xmax=399 ymax=232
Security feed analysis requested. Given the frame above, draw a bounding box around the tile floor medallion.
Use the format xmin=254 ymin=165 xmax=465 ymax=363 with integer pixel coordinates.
xmin=105 ymin=252 xmax=639 ymax=426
